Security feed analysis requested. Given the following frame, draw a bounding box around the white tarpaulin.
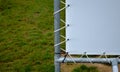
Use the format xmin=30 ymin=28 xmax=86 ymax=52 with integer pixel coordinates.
xmin=66 ymin=0 xmax=120 ymax=55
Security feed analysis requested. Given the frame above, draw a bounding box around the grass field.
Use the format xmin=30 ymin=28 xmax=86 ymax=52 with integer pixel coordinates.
xmin=0 ymin=0 xmax=54 ymax=72
xmin=1 ymin=0 xmax=119 ymax=72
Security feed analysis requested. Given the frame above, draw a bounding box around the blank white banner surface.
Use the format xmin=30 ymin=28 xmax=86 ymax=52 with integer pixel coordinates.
xmin=66 ymin=0 xmax=120 ymax=55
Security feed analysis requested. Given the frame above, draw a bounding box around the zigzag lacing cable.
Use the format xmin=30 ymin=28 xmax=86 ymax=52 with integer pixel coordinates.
xmin=80 ymin=52 xmax=93 ymax=64
xmin=54 ymin=20 xmax=69 ymax=47
xmin=54 ymin=1 xmax=120 ymax=64
xmin=79 ymin=52 xmax=112 ymax=64
xmin=61 ymin=48 xmax=76 ymax=63
xmin=54 ymin=19 xmax=68 ymax=34
xmin=98 ymin=52 xmax=110 ymax=63
xmin=54 ymin=1 xmax=73 ymax=63
xmin=54 ymin=24 xmax=69 ymax=33
xmin=60 ymin=35 xmax=66 ymax=39
xmin=60 ymin=19 xmax=66 ymax=24
xmin=54 ymin=1 xmax=69 ymax=15
xmin=54 ymin=39 xmax=68 ymax=47
xmin=54 ymin=0 xmax=70 ymax=47
xmin=54 ymin=24 xmax=69 ymax=47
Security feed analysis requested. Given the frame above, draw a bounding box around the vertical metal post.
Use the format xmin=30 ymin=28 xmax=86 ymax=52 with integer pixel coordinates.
xmin=54 ymin=0 xmax=61 ymax=72
xmin=112 ymin=59 xmax=119 ymax=72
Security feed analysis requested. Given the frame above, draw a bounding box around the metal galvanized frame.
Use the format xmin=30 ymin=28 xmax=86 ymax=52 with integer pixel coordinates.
xmin=54 ymin=0 xmax=120 ymax=72
xmin=54 ymin=0 xmax=61 ymax=72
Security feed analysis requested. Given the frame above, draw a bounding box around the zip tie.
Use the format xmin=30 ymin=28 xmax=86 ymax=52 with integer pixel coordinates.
xmin=60 ymin=35 xmax=66 ymax=39
xmin=60 ymin=48 xmax=76 ymax=63
xmin=55 ymin=52 xmax=61 ymax=54
xmin=54 ymin=4 xmax=70 ymax=15
xmin=54 ymin=24 xmax=69 ymax=33
xmin=62 ymin=52 xmax=68 ymax=63
xmin=60 ymin=19 xmax=66 ymax=24
xmin=61 ymin=1 xmax=66 ymax=5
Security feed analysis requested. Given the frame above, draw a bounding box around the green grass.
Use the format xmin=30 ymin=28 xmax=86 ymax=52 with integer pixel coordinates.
xmin=72 ymin=65 xmax=99 ymax=72
xmin=0 ymin=0 xmax=54 ymax=72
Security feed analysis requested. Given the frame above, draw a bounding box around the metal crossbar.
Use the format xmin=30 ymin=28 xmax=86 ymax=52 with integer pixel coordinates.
xmin=56 ymin=57 xmax=120 ymax=63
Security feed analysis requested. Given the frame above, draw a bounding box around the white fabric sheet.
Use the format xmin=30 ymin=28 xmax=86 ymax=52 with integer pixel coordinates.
xmin=66 ymin=0 xmax=120 ymax=55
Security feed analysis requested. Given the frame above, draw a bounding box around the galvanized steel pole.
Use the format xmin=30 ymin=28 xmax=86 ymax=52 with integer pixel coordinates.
xmin=112 ymin=59 xmax=119 ymax=72
xmin=54 ymin=0 xmax=61 ymax=72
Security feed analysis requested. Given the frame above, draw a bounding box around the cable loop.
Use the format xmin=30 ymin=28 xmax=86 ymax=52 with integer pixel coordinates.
xmin=62 ymin=52 xmax=68 ymax=63
xmin=61 ymin=48 xmax=76 ymax=63
xmin=54 ymin=24 xmax=69 ymax=33
xmin=79 ymin=52 xmax=93 ymax=64
xmin=54 ymin=4 xmax=70 ymax=15
xmin=99 ymin=52 xmax=110 ymax=63
xmin=54 ymin=40 xmax=66 ymax=47
xmin=54 ymin=26 xmax=66 ymax=33
xmin=54 ymin=38 xmax=69 ymax=47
